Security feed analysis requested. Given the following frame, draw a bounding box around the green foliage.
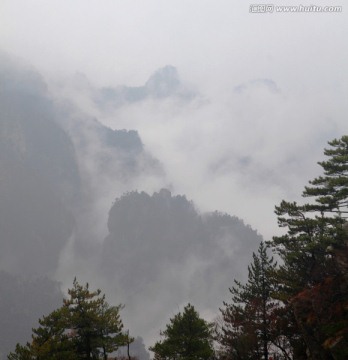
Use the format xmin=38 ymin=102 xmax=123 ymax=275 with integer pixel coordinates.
xmin=62 ymin=278 xmax=126 ymax=359
xmin=150 ymin=303 xmax=214 ymax=360
xmin=271 ymin=136 xmax=348 ymax=297
xmin=8 ymin=279 xmax=129 ymax=360
xmin=268 ymin=135 xmax=348 ymax=359
xmin=304 ymin=135 xmax=348 ymax=216
xmin=7 ymin=344 xmax=33 ymax=360
xmin=218 ymin=242 xmax=282 ymax=360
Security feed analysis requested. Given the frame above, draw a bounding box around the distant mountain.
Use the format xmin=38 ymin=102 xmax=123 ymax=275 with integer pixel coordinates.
xmin=0 ymin=52 xmax=164 ymax=276
xmin=58 ymin=112 xmax=161 ymax=183
xmin=101 ymin=190 xmax=262 ymax=339
xmin=0 ymin=52 xmax=265 ymax=353
xmin=102 ymin=189 xmax=262 ymax=295
xmin=0 ymin=53 xmax=164 ymax=355
xmin=0 ymin=54 xmax=80 ymax=276
xmin=94 ymin=65 xmax=196 ymax=109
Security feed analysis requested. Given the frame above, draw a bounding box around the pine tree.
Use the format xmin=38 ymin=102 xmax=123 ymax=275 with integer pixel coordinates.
xmin=269 ymin=135 xmax=348 ymax=359
xmin=218 ymin=242 xmax=280 ymax=360
xmin=62 ymin=278 xmax=123 ymax=359
xmin=31 ymin=307 xmax=75 ymax=359
xmin=304 ymin=135 xmax=348 ymax=216
xmin=8 ymin=279 xmax=129 ymax=359
xmin=271 ymin=136 xmax=348 ymax=298
xmin=150 ymin=303 xmax=214 ymax=360
xmin=7 ymin=344 xmax=33 ymax=360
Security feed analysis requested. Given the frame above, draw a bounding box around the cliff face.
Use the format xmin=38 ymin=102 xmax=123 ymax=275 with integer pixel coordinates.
xmin=102 ymin=189 xmax=262 ymax=309
xmin=0 ymin=56 xmax=80 ymax=276
xmin=0 ymin=53 xmax=163 ymax=276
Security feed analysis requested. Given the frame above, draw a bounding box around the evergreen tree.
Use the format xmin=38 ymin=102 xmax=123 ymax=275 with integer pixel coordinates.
xmin=218 ymin=242 xmax=280 ymax=360
xmin=269 ymin=135 xmax=348 ymax=359
xmin=7 ymin=344 xmax=33 ymax=360
xmin=31 ymin=307 xmax=75 ymax=359
xmin=272 ymin=136 xmax=348 ymax=297
xmin=304 ymin=135 xmax=348 ymax=216
xmin=63 ymin=279 xmax=127 ymax=359
xmin=150 ymin=303 xmax=214 ymax=360
xmin=8 ymin=279 xmax=129 ymax=359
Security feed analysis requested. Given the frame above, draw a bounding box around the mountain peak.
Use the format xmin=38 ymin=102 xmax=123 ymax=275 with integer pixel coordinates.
xmin=145 ymin=65 xmax=180 ymax=98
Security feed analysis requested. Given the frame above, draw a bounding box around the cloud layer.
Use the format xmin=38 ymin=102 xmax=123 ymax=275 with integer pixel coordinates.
xmin=0 ymin=0 xmax=347 ymax=351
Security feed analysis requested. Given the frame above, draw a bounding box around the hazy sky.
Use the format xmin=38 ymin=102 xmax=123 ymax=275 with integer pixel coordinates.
xmin=1 ymin=0 xmax=348 ymax=351
xmin=1 ymin=0 xmax=347 ymax=239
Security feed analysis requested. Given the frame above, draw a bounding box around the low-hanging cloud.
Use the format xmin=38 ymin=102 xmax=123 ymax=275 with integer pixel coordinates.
xmin=1 ymin=0 xmax=347 ymax=352
xmin=57 ymin=65 xmax=347 ymax=241
xmin=47 ymin=65 xmax=347 ymax=348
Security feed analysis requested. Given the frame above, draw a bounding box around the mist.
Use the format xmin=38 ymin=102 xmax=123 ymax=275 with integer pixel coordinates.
xmin=50 ymin=62 xmax=346 ymax=241
xmin=0 ymin=0 xmax=347 ymax=357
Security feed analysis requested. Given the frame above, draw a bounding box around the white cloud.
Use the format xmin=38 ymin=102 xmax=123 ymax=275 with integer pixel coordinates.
xmin=1 ymin=0 xmax=348 ymax=347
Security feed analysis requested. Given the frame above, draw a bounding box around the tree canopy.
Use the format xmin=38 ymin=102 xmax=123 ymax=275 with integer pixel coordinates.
xmin=218 ymin=242 xmax=283 ymax=360
xmin=150 ymin=303 xmax=214 ymax=360
xmin=269 ymin=136 xmax=348 ymax=359
xmin=8 ymin=279 xmax=129 ymax=360
xmin=272 ymin=136 xmax=348 ymax=295
xmin=218 ymin=135 xmax=348 ymax=360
